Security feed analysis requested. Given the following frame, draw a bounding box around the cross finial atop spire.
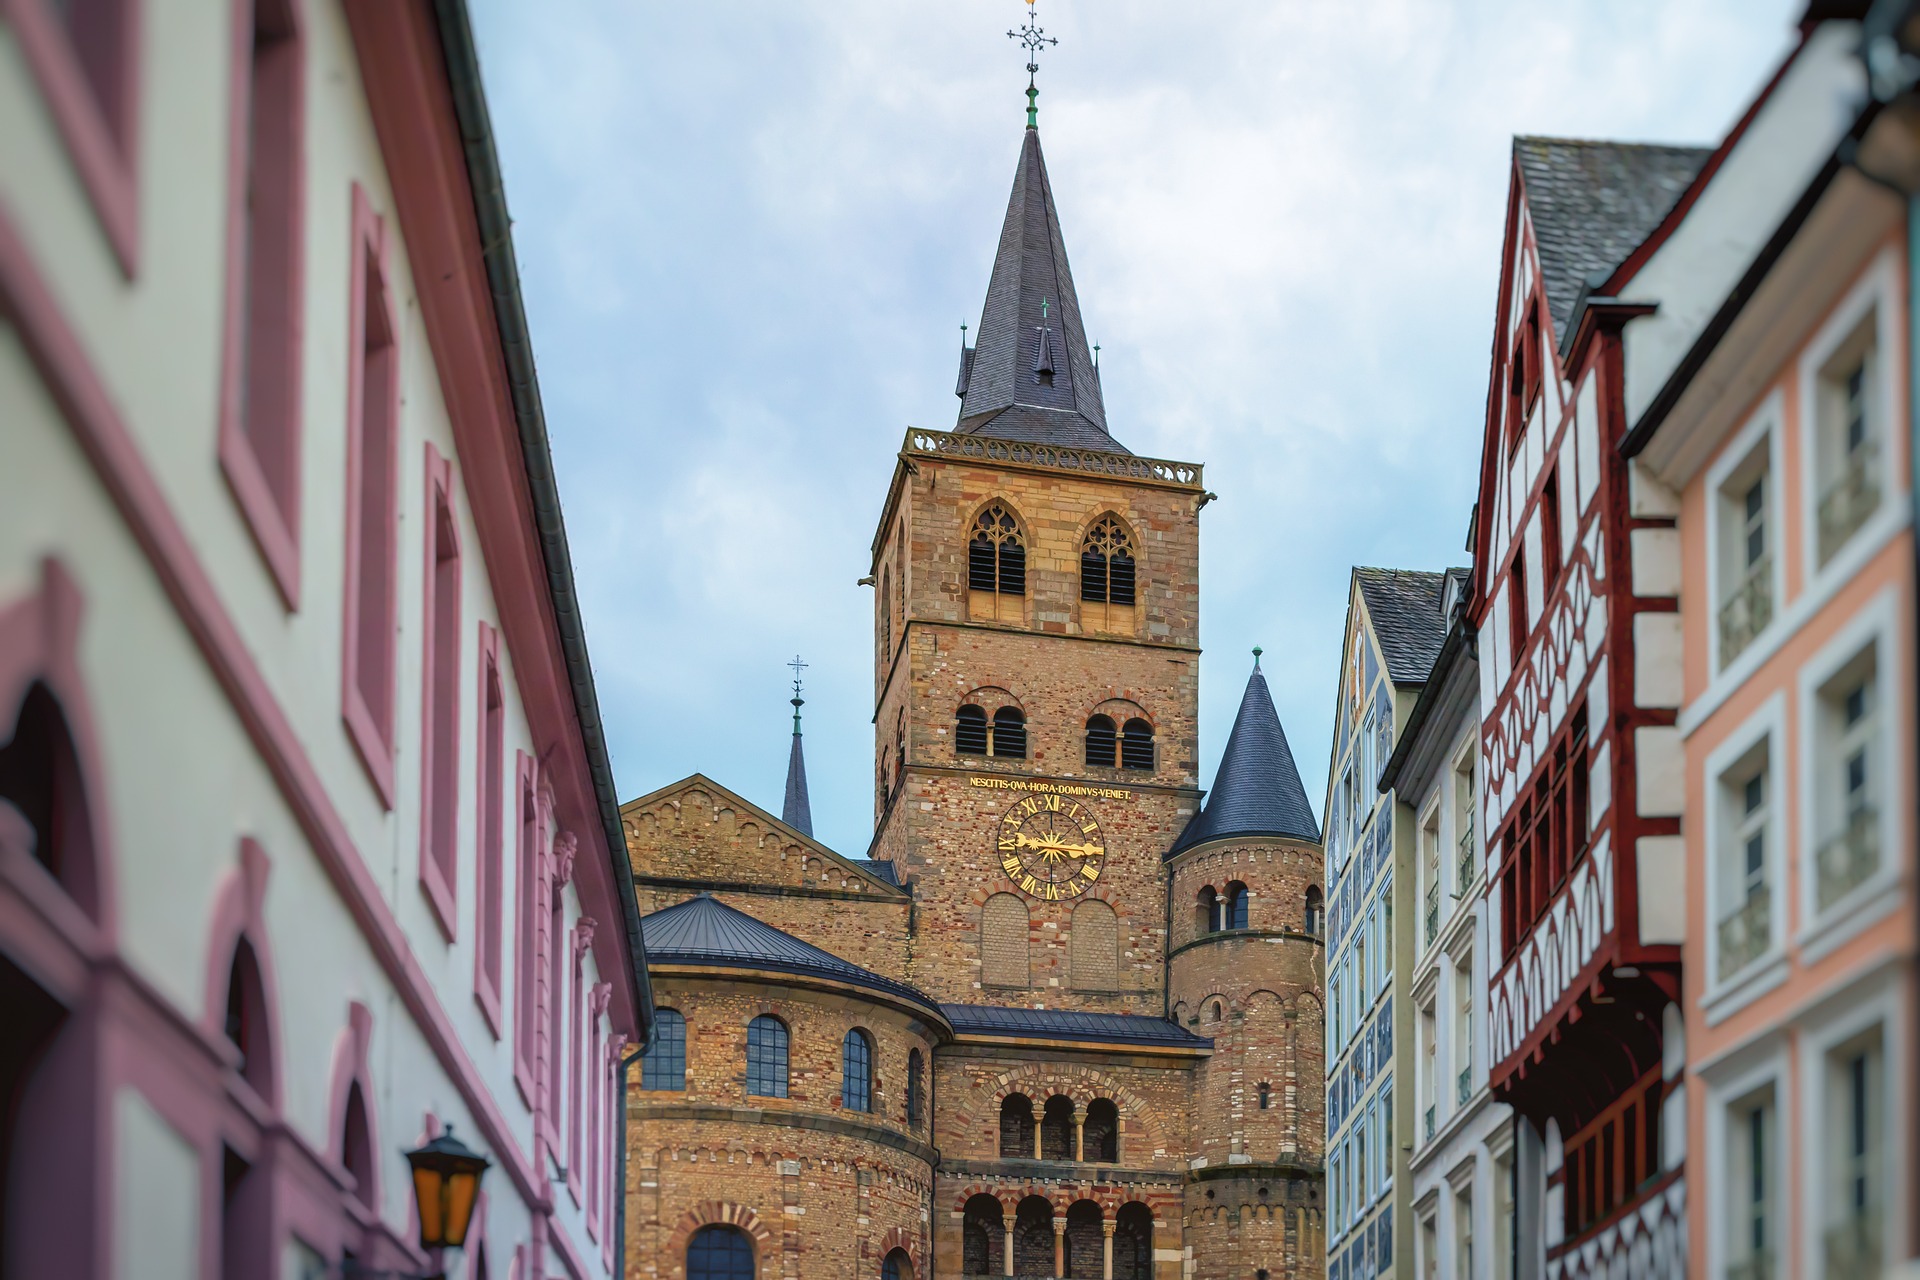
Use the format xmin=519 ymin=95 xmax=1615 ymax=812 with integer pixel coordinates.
xmin=786 ymin=655 xmax=809 ymax=732
xmin=781 ymin=656 xmax=814 ymax=837
xmin=1008 ymin=0 xmax=1057 ymax=129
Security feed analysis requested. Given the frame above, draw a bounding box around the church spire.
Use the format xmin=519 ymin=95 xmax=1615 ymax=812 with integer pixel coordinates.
xmin=1170 ymin=651 xmax=1320 ymax=854
xmin=781 ymin=657 xmax=813 ymax=838
xmin=954 ymin=13 xmax=1118 ymax=452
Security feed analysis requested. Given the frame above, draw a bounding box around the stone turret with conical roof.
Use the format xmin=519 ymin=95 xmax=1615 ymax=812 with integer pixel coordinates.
xmin=1168 ymin=651 xmax=1328 ymax=1280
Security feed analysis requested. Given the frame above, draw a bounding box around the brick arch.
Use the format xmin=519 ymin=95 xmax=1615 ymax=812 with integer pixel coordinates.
xmin=1085 ymin=695 xmax=1153 ymax=728
xmin=969 ymin=1063 xmax=1169 ymax=1156
xmin=875 ymin=1226 xmax=923 ymax=1274
xmin=666 ymin=1203 xmax=775 ymax=1279
xmin=957 ymin=684 xmax=1024 ymax=714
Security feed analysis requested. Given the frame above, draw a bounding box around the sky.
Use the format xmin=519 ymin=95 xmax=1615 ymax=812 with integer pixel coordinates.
xmin=466 ymin=1 xmax=1802 ymax=858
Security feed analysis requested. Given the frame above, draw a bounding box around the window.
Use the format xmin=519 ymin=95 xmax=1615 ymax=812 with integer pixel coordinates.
xmin=1305 ymin=885 xmax=1323 ymax=936
xmin=956 ymin=704 xmax=989 ymax=756
xmin=641 ymin=1010 xmax=685 ymax=1091
xmin=1041 ymin=1095 xmax=1075 ymax=1160
xmin=1540 ymin=468 xmax=1563 ymax=586
xmin=548 ymin=896 xmax=567 ymax=1130
xmin=1084 ymin=714 xmax=1117 ymax=767
xmin=418 ymin=447 xmax=462 ymax=936
xmin=1000 ymin=1094 xmax=1035 ymax=1158
xmin=1492 ymin=1152 xmax=1514 ymax=1280
xmin=745 ymin=1016 xmax=789 ymax=1098
xmin=1421 ymin=810 xmax=1440 ymax=947
xmin=1420 ymin=1002 xmax=1436 ymax=1141
xmin=1454 ymin=753 xmax=1477 ymax=895
xmin=1726 ymin=1084 xmax=1776 ymax=1278
xmin=879 ymin=570 xmax=892 ymax=661
xmin=1824 ymin=1028 xmax=1885 ymax=1275
xmin=1815 ymin=652 xmax=1881 ymax=912
xmin=341 ymin=187 xmax=402 ymax=804
xmin=1507 ymin=552 xmax=1529 ymax=657
xmin=341 ymin=1082 xmax=375 ymax=1208
xmin=840 ymin=1028 xmax=873 ymax=1112
xmin=474 ymin=625 xmax=505 ymax=1028
xmin=968 ymin=503 xmax=1026 ymax=622
xmin=512 ymin=754 xmax=541 ymax=1097
xmin=1714 ymin=738 xmax=1773 ymax=983
xmin=1224 ymin=881 xmax=1249 ymax=930
xmin=1070 ymin=899 xmax=1118 ymax=991
xmin=1454 ymin=1187 xmax=1474 ymax=1279
xmin=1120 ymin=719 xmax=1154 ymax=771
xmin=687 ymin=1225 xmax=754 ymax=1280
xmin=1715 ymin=436 xmax=1774 ymax=666
xmin=1257 ymin=1082 xmax=1271 ymax=1110
xmin=982 ymin=894 xmax=1029 ymax=987
xmin=1453 ymin=956 xmax=1473 ymax=1106
xmin=218 ymin=0 xmax=306 ymax=604
xmin=1815 ymin=315 xmax=1881 ymax=565
xmin=906 ymin=1049 xmax=924 ymax=1129
xmin=222 ymin=939 xmax=272 ymax=1098
xmin=1081 ymin=515 xmax=1136 ymax=630
xmin=882 ymin=1249 xmax=913 ymax=1280
xmin=992 ymin=707 xmax=1028 ymax=760
xmin=1196 ymin=886 xmax=1219 ymax=936
xmin=963 ymin=1195 xmax=1005 ymax=1275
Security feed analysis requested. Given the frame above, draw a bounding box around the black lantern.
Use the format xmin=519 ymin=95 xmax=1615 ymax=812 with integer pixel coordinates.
xmin=405 ymin=1125 xmax=490 ymax=1253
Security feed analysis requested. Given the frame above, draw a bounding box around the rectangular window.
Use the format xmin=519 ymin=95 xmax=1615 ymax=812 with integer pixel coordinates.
xmin=1824 ymin=1027 xmax=1885 ymax=1274
xmin=513 ymin=755 xmax=539 ymax=1104
xmin=418 ymin=445 xmax=461 ymax=938
xmin=1493 ymin=1152 xmax=1514 ymax=1280
xmin=568 ymin=933 xmax=585 ymax=1184
xmin=217 ymin=0 xmax=305 ymax=605
xmin=1454 ymin=957 xmax=1473 ymax=1105
xmin=1714 ymin=738 xmax=1773 ymax=983
xmin=1454 ymin=1187 xmax=1474 ymax=1280
xmin=474 ymin=624 xmax=505 ymax=1033
xmin=548 ymin=890 xmax=567 ymax=1138
xmin=1726 ymin=1084 xmax=1776 ymax=1275
xmin=1815 ymin=648 xmax=1881 ymax=912
xmin=1715 ymin=437 xmax=1773 ymax=667
xmin=1508 ymin=553 xmax=1529 ymax=659
xmin=341 ymin=186 xmax=401 ymax=804
xmin=1422 ymin=810 xmax=1440 ymax=947
xmin=1815 ymin=315 xmax=1881 ymax=566
xmin=1454 ymin=752 xmax=1477 ymax=895
xmin=1540 ymin=468 xmax=1562 ymax=586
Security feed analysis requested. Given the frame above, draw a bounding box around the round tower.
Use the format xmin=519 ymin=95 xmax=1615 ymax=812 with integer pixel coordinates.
xmin=1166 ymin=654 xmax=1326 ymax=1280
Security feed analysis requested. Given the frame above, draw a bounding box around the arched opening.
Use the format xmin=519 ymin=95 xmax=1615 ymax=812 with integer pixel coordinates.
xmin=1083 ymin=1098 xmax=1119 ymax=1162
xmin=1064 ymin=1200 xmax=1103 ymax=1280
xmin=1041 ymin=1095 xmax=1075 ymax=1161
xmin=1113 ymin=1203 xmax=1153 ymax=1280
xmin=687 ymin=1224 xmax=755 ymax=1280
xmin=990 ymin=707 xmax=1027 ymax=760
xmin=882 ymin=1248 xmax=914 ymax=1280
xmin=223 ymin=937 xmax=273 ymax=1099
xmin=1080 ymin=516 xmax=1136 ymax=633
xmin=999 ymin=1094 xmax=1035 ymax=1158
xmin=841 ymin=1028 xmax=873 ymax=1113
xmin=1194 ymin=886 xmax=1217 ymax=936
xmin=1013 ymin=1196 xmax=1054 ymax=1277
xmin=1224 ymin=881 xmax=1249 ymax=931
xmin=341 ymin=1081 xmax=374 ymax=1208
xmin=1 ymin=952 xmax=97 ymax=1278
xmin=221 ymin=1141 xmax=271 ymax=1280
xmin=0 ymin=681 xmax=101 ymax=920
xmin=1083 ymin=714 xmax=1116 ymax=768
xmin=969 ymin=503 xmax=1026 ymax=623
xmin=1304 ymin=885 xmax=1324 ymax=936
xmin=962 ymin=1195 xmax=1005 ymax=1276
xmin=956 ymin=705 xmax=989 ymax=756
xmin=747 ymin=1015 xmax=789 ymax=1099
xmin=1257 ymin=1082 xmax=1272 ymax=1110
xmin=1120 ymin=719 xmax=1153 ymax=771
xmin=906 ymin=1048 xmax=924 ymax=1129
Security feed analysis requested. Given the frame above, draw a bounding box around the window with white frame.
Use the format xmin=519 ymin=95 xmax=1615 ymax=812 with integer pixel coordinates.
xmin=1420 ymin=1213 xmax=1438 ymax=1280
xmin=1725 ymin=1082 xmax=1776 ymax=1280
xmin=1814 ymin=313 xmax=1881 ymax=567
xmin=1380 ymin=887 xmax=1394 ymax=988
xmin=1357 ymin=916 xmax=1370 ymax=1006
xmin=1716 ymin=439 xmax=1773 ymax=667
xmin=1357 ymin=1108 xmax=1370 ymax=1210
xmin=1455 ymin=750 xmax=1477 ymax=895
xmin=1814 ymin=647 xmax=1880 ymax=913
xmin=1420 ymin=999 xmax=1437 ymax=1143
xmin=1379 ymin=1089 xmax=1392 ymax=1193
xmin=1714 ymin=740 xmax=1773 ymax=983
xmin=1454 ymin=1185 xmax=1474 ymax=1280
xmin=1493 ymin=1151 xmax=1514 ymax=1280
xmin=1422 ymin=808 xmax=1441 ymax=948
xmin=1823 ymin=1026 xmax=1885 ymax=1277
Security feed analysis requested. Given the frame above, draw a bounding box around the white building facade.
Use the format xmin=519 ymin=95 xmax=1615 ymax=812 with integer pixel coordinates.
xmin=0 ymin=1 xmax=651 ymax=1277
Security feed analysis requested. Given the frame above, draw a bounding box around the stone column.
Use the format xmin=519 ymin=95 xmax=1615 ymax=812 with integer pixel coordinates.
xmin=1102 ymin=1222 xmax=1116 ymax=1280
xmin=1053 ymin=1217 xmax=1066 ymax=1278
xmin=1004 ymin=1223 xmax=1015 ymax=1278
xmin=1074 ymin=1118 xmax=1085 ymax=1162
xmin=1034 ymin=1124 xmax=1043 ymax=1161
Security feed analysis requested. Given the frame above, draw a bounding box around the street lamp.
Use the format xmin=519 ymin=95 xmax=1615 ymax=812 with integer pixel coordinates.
xmin=406 ymin=1125 xmax=490 ymax=1255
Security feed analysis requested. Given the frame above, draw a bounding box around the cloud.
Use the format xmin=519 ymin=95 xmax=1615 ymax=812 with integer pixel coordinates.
xmin=468 ymin=0 xmax=1799 ymax=855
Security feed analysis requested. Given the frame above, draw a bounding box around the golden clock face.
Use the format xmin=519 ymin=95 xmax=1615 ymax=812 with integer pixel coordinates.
xmin=997 ymin=792 xmax=1107 ymax=900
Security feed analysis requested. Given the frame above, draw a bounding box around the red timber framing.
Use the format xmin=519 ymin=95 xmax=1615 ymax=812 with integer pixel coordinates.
xmin=1465 ymin=147 xmax=1682 ymax=1218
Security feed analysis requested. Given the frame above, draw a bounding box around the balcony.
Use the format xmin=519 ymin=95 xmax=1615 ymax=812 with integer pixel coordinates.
xmin=1719 ymin=555 xmax=1773 ymax=664
xmin=1823 ymin=1208 xmax=1882 ymax=1280
xmin=1424 ymin=881 xmax=1439 ymax=947
xmin=1456 ymin=1067 xmax=1471 ymax=1107
xmin=1817 ymin=441 xmax=1881 ymax=566
xmin=1816 ymin=807 xmax=1880 ymax=911
xmin=1716 ymin=883 xmax=1771 ymax=982
xmin=1725 ymin=1250 xmax=1775 ymax=1280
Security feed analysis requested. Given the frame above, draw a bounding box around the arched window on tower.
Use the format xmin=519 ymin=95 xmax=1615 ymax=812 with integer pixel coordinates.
xmin=688 ymin=1225 xmax=755 ymax=1280
xmin=1195 ymin=886 xmax=1218 ymax=937
xmin=1225 ymin=881 xmax=1249 ymax=930
xmin=990 ymin=707 xmax=1027 ymax=760
xmin=841 ymin=1028 xmax=873 ymax=1113
xmin=641 ymin=1009 xmax=686 ymax=1090
xmin=1080 ymin=515 xmax=1136 ymax=633
xmin=1305 ymin=885 xmax=1324 ymax=937
xmin=968 ymin=503 xmax=1026 ymax=623
xmin=746 ymin=1015 xmax=789 ymax=1098
xmin=1258 ymin=1082 xmax=1272 ymax=1110
xmin=882 ymin=1248 xmax=915 ymax=1280
xmin=1120 ymin=719 xmax=1154 ymax=771
xmin=956 ymin=704 xmax=989 ymax=756
xmin=1084 ymin=714 xmax=1117 ymax=768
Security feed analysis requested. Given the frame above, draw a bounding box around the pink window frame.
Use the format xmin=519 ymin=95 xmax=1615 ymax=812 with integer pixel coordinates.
xmin=3 ymin=0 xmax=142 ymax=276
xmin=585 ymin=982 xmax=610 ymax=1240
xmin=417 ymin=442 xmax=462 ymax=940
xmin=565 ymin=921 xmax=592 ymax=1201
xmin=340 ymin=183 xmax=401 ymax=807
xmin=512 ymin=751 xmax=539 ymax=1106
xmin=473 ymin=620 xmax=505 ymax=1035
xmin=216 ymin=0 xmax=307 ymax=608
xmin=326 ymin=1000 xmax=381 ymax=1214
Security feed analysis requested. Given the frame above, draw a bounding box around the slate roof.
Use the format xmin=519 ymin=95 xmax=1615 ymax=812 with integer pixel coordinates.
xmin=641 ymin=894 xmax=939 ymax=1015
xmin=852 ymin=859 xmax=899 ymax=886
xmin=781 ymin=721 xmax=813 ymax=838
xmin=1354 ymin=567 xmax=1451 ymax=687
xmin=955 ymin=127 xmax=1122 ymax=452
xmin=1513 ymin=136 xmax=1712 ymax=340
xmin=1170 ymin=659 xmax=1320 ymax=855
xmin=940 ymin=1004 xmax=1211 ymax=1048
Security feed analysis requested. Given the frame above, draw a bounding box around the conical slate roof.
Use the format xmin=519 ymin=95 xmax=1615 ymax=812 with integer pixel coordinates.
xmin=641 ymin=894 xmax=940 ymax=1014
xmin=781 ymin=718 xmax=813 ymax=838
xmin=954 ymin=127 xmax=1120 ymax=452
xmin=1171 ymin=658 xmax=1320 ymax=855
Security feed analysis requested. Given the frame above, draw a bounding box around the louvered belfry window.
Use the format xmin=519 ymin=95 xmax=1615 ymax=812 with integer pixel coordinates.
xmin=991 ymin=708 xmax=1028 ymax=759
xmin=969 ymin=504 xmax=1026 ymax=595
xmin=1084 ymin=714 xmax=1118 ymax=767
xmin=1080 ymin=516 xmax=1136 ymax=605
xmin=956 ymin=705 xmax=989 ymax=756
xmin=1120 ymin=718 xmax=1154 ymax=771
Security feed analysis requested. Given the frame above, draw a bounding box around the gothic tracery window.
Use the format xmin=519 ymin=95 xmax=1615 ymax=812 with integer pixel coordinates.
xmin=1080 ymin=515 xmax=1136 ymax=605
xmin=969 ymin=503 xmax=1026 ymax=622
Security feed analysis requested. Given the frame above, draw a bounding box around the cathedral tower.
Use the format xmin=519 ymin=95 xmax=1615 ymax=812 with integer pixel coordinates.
xmin=867 ymin=120 xmax=1206 ymax=1012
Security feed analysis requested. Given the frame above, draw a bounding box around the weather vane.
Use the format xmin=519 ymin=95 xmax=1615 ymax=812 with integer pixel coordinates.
xmin=1008 ymin=0 xmax=1058 ymax=129
xmin=787 ymin=655 xmax=808 ymax=732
